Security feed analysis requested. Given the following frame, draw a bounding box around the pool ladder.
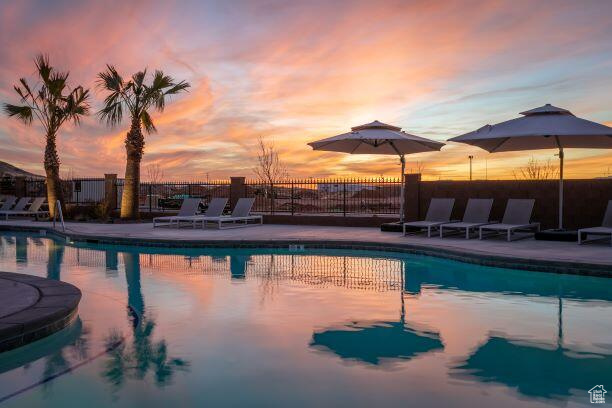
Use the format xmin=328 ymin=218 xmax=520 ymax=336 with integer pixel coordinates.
xmin=52 ymin=199 xmax=65 ymax=232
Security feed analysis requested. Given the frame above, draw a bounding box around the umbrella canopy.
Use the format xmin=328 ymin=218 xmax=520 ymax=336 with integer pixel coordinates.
xmin=308 ymin=121 xmax=445 ymax=222
xmin=449 ymin=104 xmax=612 ymax=229
xmin=308 ymin=120 xmax=444 ymax=154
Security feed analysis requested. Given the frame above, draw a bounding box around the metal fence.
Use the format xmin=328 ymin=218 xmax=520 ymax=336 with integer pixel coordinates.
xmin=24 ymin=178 xmax=106 ymax=204
xmin=20 ymin=177 xmax=402 ymax=215
xmin=245 ymin=178 xmax=401 ymax=215
xmin=115 ymin=179 xmax=231 ymax=212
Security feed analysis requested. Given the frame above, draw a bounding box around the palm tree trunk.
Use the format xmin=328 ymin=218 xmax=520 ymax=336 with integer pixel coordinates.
xmin=120 ymin=117 xmax=145 ymax=219
xmin=44 ymin=131 xmax=64 ymax=218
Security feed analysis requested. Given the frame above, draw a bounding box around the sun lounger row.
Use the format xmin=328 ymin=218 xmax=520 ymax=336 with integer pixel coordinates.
xmin=153 ymin=197 xmax=263 ymax=229
xmin=0 ymin=196 xmax=48 ymax=220
xmin=578 ymin=200 xmax=612 ymax=246
xmin=404 ymin=198 xmax=540 ymax=241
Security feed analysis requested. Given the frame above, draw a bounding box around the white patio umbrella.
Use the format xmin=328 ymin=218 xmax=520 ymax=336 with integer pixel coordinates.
xmin=449 ymin=104 xmax=612 ymax=229
xmin=308 ymin=120 xmax=445 ymax=222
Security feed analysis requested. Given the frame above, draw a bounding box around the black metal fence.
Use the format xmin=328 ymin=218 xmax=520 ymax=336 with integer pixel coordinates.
xmin=23 ymin=178 xmax=106 ymax=204
xmin=245 ymin=178 xmax=401 ymax=215
xmin=19 ymin=177 xmax=402 ymax=215
xmin=115 ymin=180 xmax=231 ymax=212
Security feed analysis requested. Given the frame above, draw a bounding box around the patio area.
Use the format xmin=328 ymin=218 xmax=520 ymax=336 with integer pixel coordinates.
xmin=0 ymin=220 xmax=610 ymax=275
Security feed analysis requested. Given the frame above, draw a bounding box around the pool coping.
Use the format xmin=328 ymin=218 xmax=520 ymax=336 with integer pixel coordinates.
xmin=1 ymin=224 xmax=610 ymax=278
xmin=0 ymin=272 xmax=81 ymax=353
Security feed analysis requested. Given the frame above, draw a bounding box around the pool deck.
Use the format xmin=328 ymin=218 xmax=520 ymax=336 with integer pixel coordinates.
xmin=0 ymin=272 xmax=81 ymax=352
xmin=0 ymin=220 xmax=611 ymax=276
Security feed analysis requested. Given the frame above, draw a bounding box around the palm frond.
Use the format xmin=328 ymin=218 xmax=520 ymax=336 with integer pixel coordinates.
xmin=132 ymin=70 xmax=147 ymax=96
xmin=97 ymin=65 xmax=124 ymax=93
xmin=140 ymin=110 xmax=156 ymax=134
xmin=18 ymin=78 xmax=35 ymax=100
xmin=34 ymin=54 xmax=52 ymax=84
xmin=63 ymin=86 xmax=91 ymax=125
xmin=3 ymin=104 xmax=34 ymax=124
xmin=99 ymin=101 xmax=123 ymax=127
xmin=165 ymin=80 xmax=190 ymax=96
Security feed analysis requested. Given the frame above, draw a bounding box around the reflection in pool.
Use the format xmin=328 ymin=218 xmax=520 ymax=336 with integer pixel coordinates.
xmin=0 ymin=231 xmax=610 ymax=407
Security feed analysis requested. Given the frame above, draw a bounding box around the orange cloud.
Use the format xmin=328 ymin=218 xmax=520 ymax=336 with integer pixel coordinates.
xmin=1 ymin=0 xmax=612 ymax=180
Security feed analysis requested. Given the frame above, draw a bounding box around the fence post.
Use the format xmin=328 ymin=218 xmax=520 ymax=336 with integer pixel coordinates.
xmin=291 ymin=181 xmax=295 ymax=216
xmin=104 ymin=174 xmax=118 ymax=211
xmin=271 ymin=183 xmax=275 ymax=214
xmin=14 ymin=176 xmax=26 ymax=197
xmin=230 ymin=177 xmax=246 ymax=210
xmin=343 ymin=181 xmax=347 ymax=217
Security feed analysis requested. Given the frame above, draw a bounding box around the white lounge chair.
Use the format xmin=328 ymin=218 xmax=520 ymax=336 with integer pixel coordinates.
xmin=479 ymin=199 xmax=540 ymax=241
xmin=403 ymin=198 xmax=455 ymax=237
xmin=578 ymin=200 xmax=612 ymax=246
xmin=152 ymin=197 xmax=201 ymax=228
xmin=170 ymin=198 xmax=229 ymax=228
xmin=0 ymin=197 xmax=48 ymax=220
xmin=0 ymin=197 xmax=30 ymax=220
xmin=200 ymin=197 xmax=262 ymax=229
xmin=0 ymin=196 xmax=17 ymax=212
xmin=439 ymin=198 xmax=494 ymax=239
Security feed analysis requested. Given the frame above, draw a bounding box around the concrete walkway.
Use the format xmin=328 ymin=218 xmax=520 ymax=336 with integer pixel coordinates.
xmin=0 ymin=220 xmax=611 ymax=274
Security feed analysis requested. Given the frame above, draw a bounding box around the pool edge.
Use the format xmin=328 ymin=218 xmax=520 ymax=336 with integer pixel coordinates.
xmin=0 ymin=272 xmax=82 ymax=353
xmin=0 ymin=224 xmax=610 ymax=278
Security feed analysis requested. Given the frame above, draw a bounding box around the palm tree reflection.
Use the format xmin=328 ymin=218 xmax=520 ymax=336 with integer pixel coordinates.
xmin=46 ymin=239 xmax=65 ymax=281
xmin=102 ymin=251 xmax=189 ymax=390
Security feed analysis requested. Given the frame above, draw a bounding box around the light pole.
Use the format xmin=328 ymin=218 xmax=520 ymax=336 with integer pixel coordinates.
xmin=468 ymin=155 xmax=473 ymax=181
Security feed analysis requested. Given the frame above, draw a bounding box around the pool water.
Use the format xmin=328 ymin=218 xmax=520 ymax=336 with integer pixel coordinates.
xmin=0 ymin=232 xmax=610 ymax=407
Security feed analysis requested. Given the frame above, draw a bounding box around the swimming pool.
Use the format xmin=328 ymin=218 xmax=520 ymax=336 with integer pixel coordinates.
xmin=0 ymin=231 xmax=610 ymax=407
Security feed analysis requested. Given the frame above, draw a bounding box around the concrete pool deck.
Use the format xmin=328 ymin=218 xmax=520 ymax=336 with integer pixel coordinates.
xmin=0 ymin=220 xmax=611 ymax=276
xmin=0 ymin=272 xmax=81 ymax=352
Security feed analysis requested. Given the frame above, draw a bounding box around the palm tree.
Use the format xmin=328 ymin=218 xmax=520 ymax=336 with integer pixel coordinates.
xmin=3 ymin=54 xmax=90 ymax=217
xmin=97 ymin=66 xmax=190 ymax=219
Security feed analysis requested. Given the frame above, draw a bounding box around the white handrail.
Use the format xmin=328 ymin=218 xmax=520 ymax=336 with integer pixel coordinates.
xmin=52 ymin=199 xmax=65 ymax=232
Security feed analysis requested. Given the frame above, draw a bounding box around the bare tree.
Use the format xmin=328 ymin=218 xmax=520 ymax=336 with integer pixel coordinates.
xmin=252 ymin=137 xmax=288 ymax=212
xmin=146 ymin=163 xmax=164 ymax=183
xmin=513 ymin=157 xmax=559 ymax=180
xmin=253 ymin=136 xmax=288 ymax=184
xmin=409 ymin=161 xmax=426 ymax=175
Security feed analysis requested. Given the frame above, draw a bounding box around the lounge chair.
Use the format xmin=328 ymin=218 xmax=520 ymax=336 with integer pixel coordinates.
xmin=0 ymin=196 xmax=17 ymax=212
xmin=0 ymin=197 xmax=48 ymax=220
xmin=578 ymin=200 xmax=612 ymax=246
xmin=403 ymin=198 xmax=455 ymax=237
xmin=152 ymin=197 xmax=201 ymax=228
xmin=171 ymin=198 xmax=229 ymax=228
xmin=200 ymin=197 xmax=262 ymax=229
xmin=0 ymin=197 xmax=30 ymax=220
xmin=479 ymin=199 xmax=540 ymax=241
xmin=439 ymin=198 xmax=494 ymax=239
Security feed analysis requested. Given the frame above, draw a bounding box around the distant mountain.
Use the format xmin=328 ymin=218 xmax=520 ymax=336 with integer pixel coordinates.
xmin=0 ymin=161 xmax=44 ymax=179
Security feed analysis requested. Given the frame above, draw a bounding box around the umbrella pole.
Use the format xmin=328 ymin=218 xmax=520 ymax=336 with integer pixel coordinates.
xmin=399 ymin=155 xmax=406 ymax=223
xmin=558 ymin=146 xmax=564 ymax=230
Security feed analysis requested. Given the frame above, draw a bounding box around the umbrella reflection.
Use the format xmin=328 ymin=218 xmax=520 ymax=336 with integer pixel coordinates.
xmin=311 ymin=320 xmax=443 ymax=366
xmin=310 ymin=261 xmax=444 ymax=367
xmin=101 ymin=251 xmax=189 ymax=390
xmin=452 ymin=336 xmax=612 ymax=399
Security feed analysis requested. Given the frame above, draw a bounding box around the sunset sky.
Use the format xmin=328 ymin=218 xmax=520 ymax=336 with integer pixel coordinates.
xmin=1 ymin=0 xmax=612 ymax=181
